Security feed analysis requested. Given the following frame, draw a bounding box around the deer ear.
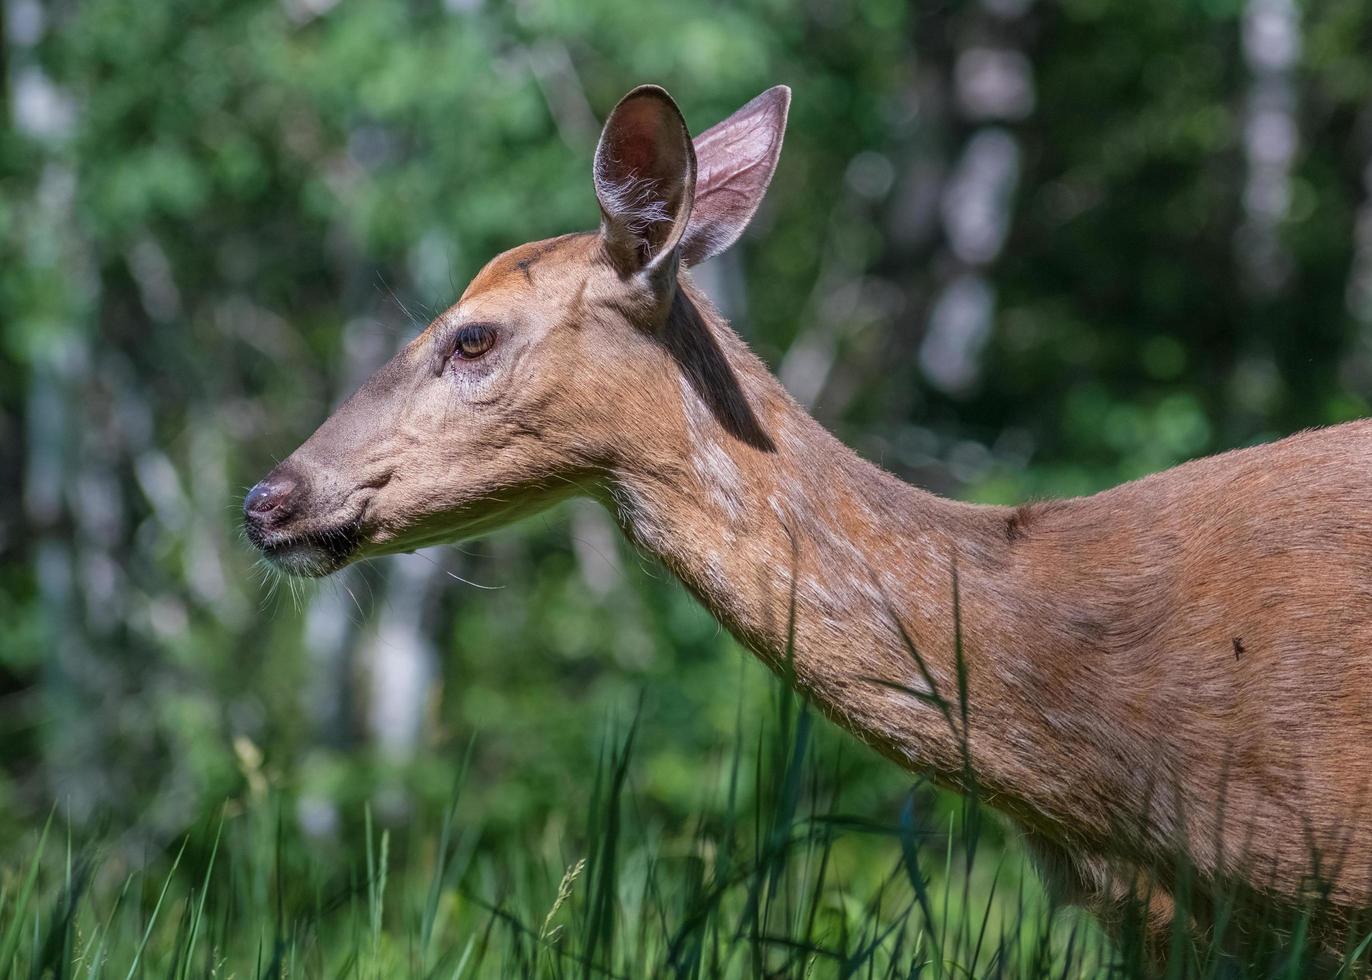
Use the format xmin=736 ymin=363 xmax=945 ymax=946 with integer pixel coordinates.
xmin=680 ymin=85 xmax=790 ymax=268
xmin=594 ymin=85 xmax=697 ymax=279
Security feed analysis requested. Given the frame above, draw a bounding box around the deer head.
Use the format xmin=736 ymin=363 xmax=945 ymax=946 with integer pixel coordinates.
xmin=244 ymin=84 xmax=790 ymax=576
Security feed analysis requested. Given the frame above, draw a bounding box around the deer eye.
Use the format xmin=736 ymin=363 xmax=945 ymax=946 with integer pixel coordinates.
xmin=451 ymin=323 xmax=496 ymax=361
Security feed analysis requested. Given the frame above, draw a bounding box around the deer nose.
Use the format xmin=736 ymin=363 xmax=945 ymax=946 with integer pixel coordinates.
xmin=244 ymin=473 xmax=298 ymax=524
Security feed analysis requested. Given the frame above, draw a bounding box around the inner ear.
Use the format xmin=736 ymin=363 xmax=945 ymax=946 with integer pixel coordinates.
xmin=594 ymin=85 xmax=697 ymax=276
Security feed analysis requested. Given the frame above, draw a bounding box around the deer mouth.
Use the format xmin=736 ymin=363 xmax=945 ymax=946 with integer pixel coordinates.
xmin=246 ymin=519 xmax=362 ymax=578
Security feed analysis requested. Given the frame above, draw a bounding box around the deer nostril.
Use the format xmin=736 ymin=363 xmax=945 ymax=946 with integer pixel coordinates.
xmin=244 ymin=476 xmax=297 ymax=520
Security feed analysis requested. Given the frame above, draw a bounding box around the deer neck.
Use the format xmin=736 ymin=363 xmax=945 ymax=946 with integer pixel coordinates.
xmin=602 ymin=283 xmax=1043 ymax=799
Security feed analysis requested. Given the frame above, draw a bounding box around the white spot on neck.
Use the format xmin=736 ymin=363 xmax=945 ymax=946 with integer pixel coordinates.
xmin=677 ymin=375 xmax=746 ymax=523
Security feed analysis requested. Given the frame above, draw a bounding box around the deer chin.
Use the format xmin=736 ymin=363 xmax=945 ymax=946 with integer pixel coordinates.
xmin=247 ymin=521 xmax=362 ymax=578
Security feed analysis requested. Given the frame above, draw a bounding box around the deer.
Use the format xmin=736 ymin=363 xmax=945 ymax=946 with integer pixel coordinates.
xmin=243 ymin=83 xmax=1372 ymax=954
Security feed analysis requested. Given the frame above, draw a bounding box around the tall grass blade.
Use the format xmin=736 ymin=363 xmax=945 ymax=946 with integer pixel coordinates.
xmin=123 ymin=837 xmax=187 ymax=980
xmin=0 ymin=810 xmax=54 ymax=979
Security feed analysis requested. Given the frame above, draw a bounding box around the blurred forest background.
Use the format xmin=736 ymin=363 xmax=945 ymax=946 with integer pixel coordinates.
xmin=2 ymin=0 xmax=1372 ymax=951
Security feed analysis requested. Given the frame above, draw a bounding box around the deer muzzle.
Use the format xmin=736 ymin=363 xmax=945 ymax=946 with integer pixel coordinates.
xmin=243 ymin=459 xmax=366 ymax=577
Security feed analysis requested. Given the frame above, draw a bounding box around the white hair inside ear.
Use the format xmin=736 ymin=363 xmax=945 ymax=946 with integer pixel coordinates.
xmin=593 ymin=85 xmax=697 ymax=276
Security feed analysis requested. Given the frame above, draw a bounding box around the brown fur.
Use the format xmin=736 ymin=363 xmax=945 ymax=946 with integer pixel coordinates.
xmin=246 ymin=84 xmax=1372 ymax=952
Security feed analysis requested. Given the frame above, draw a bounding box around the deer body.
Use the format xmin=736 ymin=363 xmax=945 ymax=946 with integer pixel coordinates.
xmin=611 ymin=273 xmax=1372 ymax=930
xmin=244 ymin=83 xmax=1372 ymax=943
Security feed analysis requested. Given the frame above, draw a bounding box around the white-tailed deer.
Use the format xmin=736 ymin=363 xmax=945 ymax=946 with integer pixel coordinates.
xmin=245 ymin=84 xmax=1372 ymax=949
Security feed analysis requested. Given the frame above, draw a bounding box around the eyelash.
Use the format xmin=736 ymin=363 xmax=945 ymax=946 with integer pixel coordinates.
xmin=449 ymin=324 xmax=496 ymax=363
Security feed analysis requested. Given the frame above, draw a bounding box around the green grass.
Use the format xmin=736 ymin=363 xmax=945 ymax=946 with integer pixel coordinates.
xmin=0 ymin=704 xmax=1057 ymax=979
xmin=4 ymin=582 xmax=1369 ymax=978
xmin=0 ymin=585 xmax=1360 ymax=979
xmin=1 ymin=676 xmax=1366 ymax=979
